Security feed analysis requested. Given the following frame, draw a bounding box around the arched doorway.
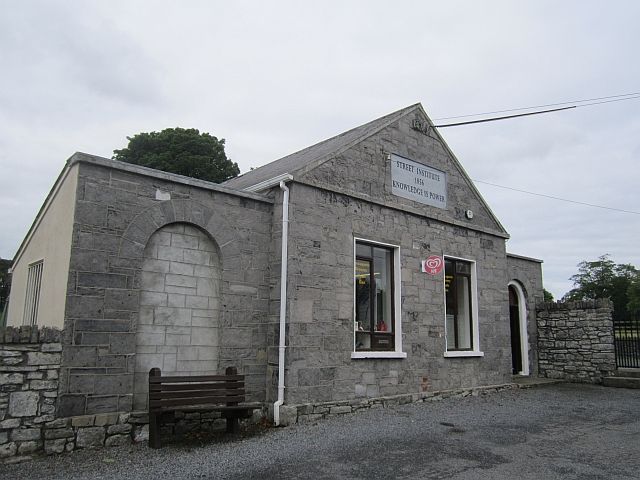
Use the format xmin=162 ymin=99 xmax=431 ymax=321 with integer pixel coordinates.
xmin=133 ymin=222 xmax=222 ymax=410
xmin=508 ymin=281 xmax=529 ymax=376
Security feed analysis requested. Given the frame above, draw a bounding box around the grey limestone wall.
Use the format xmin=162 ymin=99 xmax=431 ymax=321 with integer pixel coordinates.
xmin=276 ymin=181 xmax=513 ymax=406
xmin=60 ymin=156 xmax=273 ymax=417
xmin=272 ymin=112 xmax=527 ymax=408
xmin=536 ymin=299 xmax=616 ymax=383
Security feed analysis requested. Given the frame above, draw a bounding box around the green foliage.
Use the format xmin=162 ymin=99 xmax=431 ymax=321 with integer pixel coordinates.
xmin=628 ymin=277 xmax=640 ymax=315
xmin=543 ymin=289 xmax=554 ymax=302
xmin=113 ymin=128 xmax=240 ymax=183
xmin=0 ymin=258 xmax=12 ymax=326
xmin=562 ymin=254 xmax=639 ymax=318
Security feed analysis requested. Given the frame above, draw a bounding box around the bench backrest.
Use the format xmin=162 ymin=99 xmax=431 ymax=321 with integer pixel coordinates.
xmin=148 ymin=366 xmax=245 ymax=413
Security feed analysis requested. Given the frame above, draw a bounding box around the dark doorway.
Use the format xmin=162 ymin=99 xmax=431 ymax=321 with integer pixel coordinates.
xmin=509 ymin=285 xmax=522 ymax=374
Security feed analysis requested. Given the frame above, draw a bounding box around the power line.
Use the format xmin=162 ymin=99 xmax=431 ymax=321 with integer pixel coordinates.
xmin=433 ymin=95 xmax=640 ymax=128
xmin=433 ymin=106 xmax=575 ymax=128
xmin=573 ymin=96 xmax=640 ymax=108
xmin=433 ymin=92 xmax=640 ymax=121
xmin=473 ymin=179 xmax=640 ymax=215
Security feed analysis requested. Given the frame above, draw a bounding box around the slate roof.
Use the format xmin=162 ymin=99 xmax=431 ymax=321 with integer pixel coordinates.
xmin=223 ymin=103 xmax=422 ymax=190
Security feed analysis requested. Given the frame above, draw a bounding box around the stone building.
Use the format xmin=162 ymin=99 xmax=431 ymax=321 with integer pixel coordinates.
xmin=6 ymin=103 xmax=543 ymax=424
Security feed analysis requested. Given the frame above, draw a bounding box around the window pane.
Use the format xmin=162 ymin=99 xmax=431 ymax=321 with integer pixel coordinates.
xmin=355 ymin=259 xmax=371 ymax=332
xmin=354 ymin=241 xmax=397 ymax=353
xmin=446 ymin=314 xmax=456 ymax=347
xmin=445 ymin=259 xmax=454 ymax=295
xmin=373 ymin=247 xmax=392 ymax=333
xmin=356 ymin=243 xmax=372 ymax=258
xmin=456 ymin=262 xmax=471 ymax=275
xmin=23 ymin=260 xmax=43 ymax=326
xmin=444 ymin=258 xmax=474 ymax=351
xmin=455 ymin=276 xmax=472 ymax=349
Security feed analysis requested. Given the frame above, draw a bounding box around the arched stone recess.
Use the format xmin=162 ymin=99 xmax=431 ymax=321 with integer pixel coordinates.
xmin=132 ymin=222 xmax=222 ymax=410
xmin=115 ymin=198 xmax=244 ymax=410
xmin=118 ymin=198 xmax=241 ymax=263
xmin=508 ymin=280 xmax=530 ymax=376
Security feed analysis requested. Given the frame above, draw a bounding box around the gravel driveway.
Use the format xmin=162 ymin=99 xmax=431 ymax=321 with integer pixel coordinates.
xmin=1 ymin=383 xmax=639 ymax=479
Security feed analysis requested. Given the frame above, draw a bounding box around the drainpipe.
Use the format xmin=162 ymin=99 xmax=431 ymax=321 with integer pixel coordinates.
xmin=273 ymin=179 xmax=290 ymax=426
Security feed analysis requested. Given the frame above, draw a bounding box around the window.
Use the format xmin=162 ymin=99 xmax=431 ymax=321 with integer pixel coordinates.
xmin=23 ymin=260 xmax=44 ymax=326
xmin=353 ymin=239 xmax=405 ymax=359
xmin=444 ymin=257 xmax=482 ymax=357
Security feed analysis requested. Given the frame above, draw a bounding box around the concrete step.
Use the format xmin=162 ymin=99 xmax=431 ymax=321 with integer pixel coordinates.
xmin=613 ymin=368 xmax=640 ymax=378
xmin=603 ymin=375 xmax=640 ymax=389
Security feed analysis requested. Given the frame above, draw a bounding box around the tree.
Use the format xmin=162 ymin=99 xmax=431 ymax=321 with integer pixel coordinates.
xmin=113 ymin=128 xmax=240 ymax=183
xmin=628 ymin=277 xmax=640 ymax=315
xmin=543 ymin=289 xmax=554 ymax=302
xmin=562 ymin=254 xmax=639 ymax=319
xmin=0 ymin=258 xmax=12 ymax=326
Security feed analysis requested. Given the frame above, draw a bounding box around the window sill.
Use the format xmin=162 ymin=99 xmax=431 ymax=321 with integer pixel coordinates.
xmin=443 ymin=351 xmax=484 ymax=358
xmin=351 ymin=351 xmax=407 ymax=360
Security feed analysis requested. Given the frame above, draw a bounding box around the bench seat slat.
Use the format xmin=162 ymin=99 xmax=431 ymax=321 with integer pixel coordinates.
xmin=150 ymin=382 xmax=244 ymax=392
xmin=150 ymin=374 xmax=243 ymax=383
xmin=153 ymin=403 xmax=262 ymax=413
xmin=150 ymin=389 xmax=245 ymax=401
xmin=150 ymin=394 xmax=246 ymax=408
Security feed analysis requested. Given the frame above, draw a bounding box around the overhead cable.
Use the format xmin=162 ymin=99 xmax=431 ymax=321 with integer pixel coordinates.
xmin=433 ymin=92 xmax=640 ymax=121
xmin=473 ymin=180 xmax=640 ymax=215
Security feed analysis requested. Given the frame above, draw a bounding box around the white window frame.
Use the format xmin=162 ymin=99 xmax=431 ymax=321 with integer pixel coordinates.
xmin=351 ymin=237 xmax=406 ymax=359
xmin=23 ymin=260 xmax=44 ymax=326
xmin=443 ymin=255 xmax=483 ymax=358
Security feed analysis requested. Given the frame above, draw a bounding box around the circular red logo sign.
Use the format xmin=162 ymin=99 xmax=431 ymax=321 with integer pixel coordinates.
xmin=423 ymin=255 xmax=443 ymax=275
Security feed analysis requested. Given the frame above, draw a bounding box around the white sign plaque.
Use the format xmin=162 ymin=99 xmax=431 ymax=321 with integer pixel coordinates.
xmin=390 ymin=154 xmax=447 ymax=209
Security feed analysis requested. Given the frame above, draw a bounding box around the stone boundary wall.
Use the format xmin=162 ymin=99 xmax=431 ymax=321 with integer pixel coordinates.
xmin=536 ymin=299 xmax=616 ymax=383
xmin=278 ymin=382 xmax=533 ymax=426
xmin=1 ymin=326 xmax=263 ymax=464
xmin=1 ymin=327 xmax=62 ymax=462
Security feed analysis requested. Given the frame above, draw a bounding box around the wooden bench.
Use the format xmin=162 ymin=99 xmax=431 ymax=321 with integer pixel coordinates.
xmin=148 ymin=366 xmax=261 ymax=449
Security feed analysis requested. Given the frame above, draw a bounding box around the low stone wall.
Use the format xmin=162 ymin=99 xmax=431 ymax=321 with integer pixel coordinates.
xmin=1 ymin=327 xmax=264 ymax=463
xmin=0 ymin=327 xmax=145 ymax=463
xmin=536 ymin=299 xmax=616 ymax=383
xmin=1 ymin=326 xmax=62 ymax=462
xmin=278 ymin=382 xmax=523 ymax=426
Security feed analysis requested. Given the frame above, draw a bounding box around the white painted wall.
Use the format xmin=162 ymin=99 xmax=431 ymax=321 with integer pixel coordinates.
xmin=6 ymin=164 xmax=78 ymax=328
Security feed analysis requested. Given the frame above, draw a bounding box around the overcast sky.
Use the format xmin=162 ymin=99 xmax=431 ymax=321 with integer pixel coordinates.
xmin=1 ymin=0 xmax=639 ymax=298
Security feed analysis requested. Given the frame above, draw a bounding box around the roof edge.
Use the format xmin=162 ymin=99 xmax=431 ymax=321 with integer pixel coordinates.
xmin=226 ymin=103 xmax=423 ymax=189
xmin=507 ymin=253 xmax=544 ymax=263
xmin=292 ymin=103 xmax=423 ymax=179
xmin=12 ymin=156 xmax=77 ymax=265
xmin=69 ymin=152 xmax=273 ymax=203
xmin=244 ymin=173 xmax=294 ymax=192
xmin=12 ymin=152 xmax=275 ymax=264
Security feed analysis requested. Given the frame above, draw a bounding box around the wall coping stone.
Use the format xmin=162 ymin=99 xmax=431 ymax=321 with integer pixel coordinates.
xmin=69 ymin=152 xmax=274 ymax=204
xmin=0 ymin=327 xmax=61 ymax=344
xmin=537 ymin=299 xmax=612 ymax=312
